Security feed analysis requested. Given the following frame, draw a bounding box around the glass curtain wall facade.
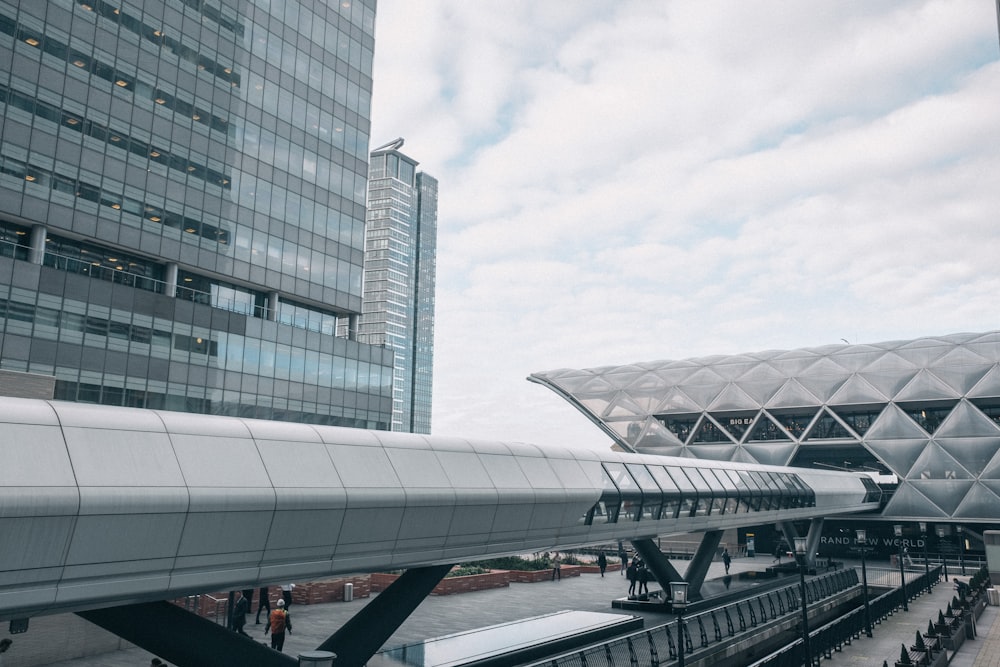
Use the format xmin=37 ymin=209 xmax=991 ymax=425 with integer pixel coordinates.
xmin=0 ymin=0 xmax=393 ymax=428
xmin=359 ymin=138 xmax=437 ymax=433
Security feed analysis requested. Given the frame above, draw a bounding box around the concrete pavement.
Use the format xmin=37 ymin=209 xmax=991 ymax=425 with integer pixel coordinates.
xmin=10 ymin=556 xmax=999 ymax=666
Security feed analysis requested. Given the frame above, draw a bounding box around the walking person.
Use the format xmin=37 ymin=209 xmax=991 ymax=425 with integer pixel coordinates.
xmin=256 ymin=586 xmax=271 ymax=624
xmin=626 ymin=559 xmax=639 ymax=597
xmin=618 ymin=546 xmax=628 ymax=575
xmin=280 ymin=583 xmax=295 ymax=608
xmin=265 ymin=598 xmax=292 ymax=652
xmin=637 ymin=561 xmax=650 ymax=596
xmin=722 ymin=548 xmax=732 ymax=575
xmin=551 ymin=552 xmax=562 ymax=581
xmin=598 ymin=552 xmax=607 ymax=577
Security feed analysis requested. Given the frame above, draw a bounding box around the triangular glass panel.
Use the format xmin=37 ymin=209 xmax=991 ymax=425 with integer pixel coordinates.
xmin=635 ymin=443 xmax=684 ymax=457
xmin=966 ymin=398 xmax=1000 ymax=430
xmin=733 ymin=378 xmax=783 ymax=406
xmin=935 ymin=400 xmax=1000 ymax=438
xmin=572 ymin=375 xmax=619 ymax=394
xmin=905 ymin=442 xmax=972 ymax=481
xmin=708 ymin=384 xmax=760 ymax=411
xmin=770 ymin=352 xmax=824 ymax=377
xmin=790 ymin=442 xmax=886 ymax=473
xmin=964 ymin=337 xmax=1000 ymax=362
xmin=601 ymin=367 xmax=647 ymax=390
xmin=894 ymin=370 xmax=962 ymax=402
xmin=764 ymin=379 xmax=821 ymax=409
xmin=967 ymin=364 xmax=1000 ymax=399
xmin=746 ymin=413 xmax=792 ymax=442
xmin=935 ymin=436 xmax=1000 ymax=477
xmin=603 ymin=392 xmax=650 ymax=419
xmin=690 ymin=414 xmax=735 ymax=444
xmin=974 ymin=479 xmax=1000 ymax=504
xmin=741 ymin=442 xmax=797 ymax=466
xmin=687 ymin=444 xmax=739 ymax=461
xmin=633 ymin=418 xmax=684 ymax=448
xmin=828 ymin=346 xmax=891 ymax=371
xmin=711 ymin=358 xmax=763 ymax=381
xmin=654 ymin=387 xmax=704 ymax=414
xmin=804 ymin=408 xmax=853 ymax=440
xmin=829 ymin=405 xmax=885 ymax=437
xmin=623 ymin=373 xmax=673 ymax=412
xmin=896 ymin=338 xmax=951 ymax=366
xmin=578 ymin=396 xmax=614 ymax=417
xmin=880 ymin=483 xmax=949 ymax=518
xmin=795 ymin=357 xmax=852 ymax=401
xmin=681 ymin=366 xmax=728 ymax=386
xmin=908 ymin=480 xmax=975 ymax=515
xmin=977 ymin=448 xmax=1000 ymax=480
xmin=768 ymin=408 xmax=819 ymax=441
xmin=710 ymin=411 xmax=758 ymax=441
xmin=828 ymin=375 xmax=889 ymax=405
xmin=859 ymin=351 xmax=918 ymax=371
xmin=677 ymin=382 xmax=724 ymax=411
xmin=897 ymin=401 xmax=958 ymax=435
xmin=929 ymin=348 xmax=994 ymax=395
xmin=951 ymin=483 xmax=1000 ymax=520
xmin=730 ymin=448 xmax=759 ymax=464
xmin=863 ymin=404 xmax=928 ymax=441
xmin=864 ymin=437 xmax=930 ymax=477
xmin=859 ymin=369 xmax=920 ymax=401
xmin=657 ymin=413 xmax=701 ymax=444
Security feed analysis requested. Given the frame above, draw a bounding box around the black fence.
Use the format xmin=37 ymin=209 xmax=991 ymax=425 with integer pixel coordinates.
xmin=533 ymin=569 xmax=861 ymax=667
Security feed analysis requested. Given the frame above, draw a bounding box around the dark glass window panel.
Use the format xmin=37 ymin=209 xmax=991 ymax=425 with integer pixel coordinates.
xmin=712 ymin=411 xmax=757 ymax=441
xmin=691 ymin=416 xmax=730 ymax=443
xmin=899 ymin=402 xmax=957 ymax=434
xmin=829 ymin=406 xmax=884 ymax=436
xmin=686 ymin=468 xmax=720 ymax=516
xmin=647 ymin=466 xmax=682 ymax=519
xmin=804 ymin=410 xmax=852 ymax=440
xmin=659 ymin=414 xmax=699 ymax=443
xmin=747 ymin=471 xmax=774 ymax=511
xmin=769 ymin=409 xmax=816 ymax=440
xmin=746 ymin=414 xmax=791 ymax=441
xmin=972 ymin=399 xmax=1000 ymax=427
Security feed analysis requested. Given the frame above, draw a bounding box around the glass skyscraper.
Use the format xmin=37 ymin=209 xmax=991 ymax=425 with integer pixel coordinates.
xmin=360 ymin=138 xmax=437 ymax=433
xmin=0 ymin=0 xmax=393 ymax=428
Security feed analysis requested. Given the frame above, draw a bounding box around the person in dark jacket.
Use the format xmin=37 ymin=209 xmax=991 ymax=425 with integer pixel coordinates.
xmin=597 ymin=552 xmax=607 ymax=577
xmin=626 ymin=559 xmax=639 ymax=596
xmin=231 ymin=591 xmax=249 ymax=636
xmin=256 ymin=586 xmax=271 ymax=625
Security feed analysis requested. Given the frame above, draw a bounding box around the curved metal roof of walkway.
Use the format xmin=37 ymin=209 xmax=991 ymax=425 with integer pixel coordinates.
xmin=0 ymin=397 xmax=878 ymax=621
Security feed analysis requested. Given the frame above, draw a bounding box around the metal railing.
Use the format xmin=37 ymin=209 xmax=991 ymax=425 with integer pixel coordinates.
xmin=178 ymin=593 xmax=230 ymax=626
xmin=749 ymin=565 xmax=942 ymax=667
xmin=532 ymin=569 xmax=861 ymax=667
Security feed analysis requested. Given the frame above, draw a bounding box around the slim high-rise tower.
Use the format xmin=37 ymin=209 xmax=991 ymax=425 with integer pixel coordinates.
xmin=360 ymin=139 xmax=437 ymax=433
xmin=0 ymin=0 xmax=393 ymax=428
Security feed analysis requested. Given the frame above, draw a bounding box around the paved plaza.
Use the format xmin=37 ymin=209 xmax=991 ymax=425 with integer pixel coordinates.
xmin=16 ymin=557 xmax=1000 ymax=666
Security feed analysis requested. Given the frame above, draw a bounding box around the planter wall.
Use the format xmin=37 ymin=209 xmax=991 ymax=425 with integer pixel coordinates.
xmin=371 ymin=571 xmax=510 ymax=595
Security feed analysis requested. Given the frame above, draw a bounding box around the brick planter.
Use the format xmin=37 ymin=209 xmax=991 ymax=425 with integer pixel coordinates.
xmin=372 ymin=570 xmax=510 ymax=596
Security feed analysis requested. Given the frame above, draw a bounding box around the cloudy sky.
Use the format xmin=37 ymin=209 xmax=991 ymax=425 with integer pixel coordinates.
xmin=367 ymin=1 xmax=1000 ymax=451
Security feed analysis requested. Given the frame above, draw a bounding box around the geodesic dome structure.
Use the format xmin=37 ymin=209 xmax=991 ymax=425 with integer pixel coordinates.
xmin=529 ymin=331 xmax=1000 ymax=520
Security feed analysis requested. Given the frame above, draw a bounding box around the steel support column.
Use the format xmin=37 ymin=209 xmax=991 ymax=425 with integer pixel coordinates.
xmin=317 ymin=563 xmax=453 ymax=667
xmin=78 ymin=601 xmax=296 ymax=667
xmin=633 ymin=531 xmax=722 ymax=601
xmin=632 ymin=538 xmax=684 ymax=591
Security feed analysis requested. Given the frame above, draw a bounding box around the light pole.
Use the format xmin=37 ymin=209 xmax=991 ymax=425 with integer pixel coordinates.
xmin=936 ymin=525 xmax=949 ymax=582
xmin=670 ymin=581 xmax=689 ymax=667
xmin=794 ymin=537 xmax=813 ymax=667
xmin=919 ymin=522 xmax=931 ymax=595
xmin=894 ymin=524 xmax=908 ymax=612
xmin=856 ymin=529 xmax=873 ymax=638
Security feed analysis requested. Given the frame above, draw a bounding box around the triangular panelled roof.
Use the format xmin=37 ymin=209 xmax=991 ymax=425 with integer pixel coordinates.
xmin=529 ymin=330 xmax=1000 ymax=521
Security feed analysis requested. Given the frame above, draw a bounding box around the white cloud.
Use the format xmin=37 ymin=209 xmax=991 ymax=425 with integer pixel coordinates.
xmin=369 ymin=0 xmax=1000 ymax=451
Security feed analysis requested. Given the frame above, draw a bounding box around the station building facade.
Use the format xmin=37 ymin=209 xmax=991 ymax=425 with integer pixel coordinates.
xmin=530 ymin=331 xmax=1000 ymax=555
xmin=0 ymin=0 xmax=393 ymax=428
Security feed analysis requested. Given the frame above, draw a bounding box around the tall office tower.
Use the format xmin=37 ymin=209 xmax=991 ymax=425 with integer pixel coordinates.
xmin=360 ymin=139 xmax=437 ymax=433
xmin=0 ymin=0 xmax=394 ymax=428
